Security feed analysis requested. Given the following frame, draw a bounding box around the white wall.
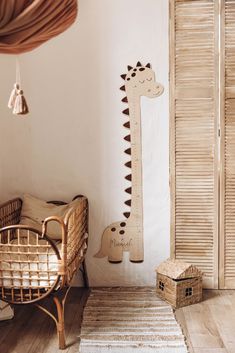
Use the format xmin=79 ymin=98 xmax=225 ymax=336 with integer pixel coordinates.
xmin=0 ymin=0 xmax=169 ymax=286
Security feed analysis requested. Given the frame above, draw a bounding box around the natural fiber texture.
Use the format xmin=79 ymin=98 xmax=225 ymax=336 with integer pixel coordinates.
xmin=0 ymin=196 xmax=88 ymax=304
xmin=0 ymin=198 xmax=22 ymax=229
xmin=80 ymin=287 xmax=188 ymax=353
xmin=156 ymin=258 xmax=202 ymax=280
xmin=8 ymin=83 xmax=19 ymax=109
xmin=12 ymin=90 xmax=29 ymax=115
xmin=0 ymin=0 xmax=78 ymax=54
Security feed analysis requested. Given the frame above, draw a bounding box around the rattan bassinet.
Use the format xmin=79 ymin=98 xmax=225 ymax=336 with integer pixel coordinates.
xmin=0 ymin=195 xmax=89 ymax=349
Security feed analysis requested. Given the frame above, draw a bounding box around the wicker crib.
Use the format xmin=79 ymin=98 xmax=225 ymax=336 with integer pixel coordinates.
xmin=0 ymin=195 xmax=89 ymax=349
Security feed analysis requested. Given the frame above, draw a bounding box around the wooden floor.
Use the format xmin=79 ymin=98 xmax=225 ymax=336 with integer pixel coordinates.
xmin=176 ymin=290 xmax=235 ymax=353
xmin=1 ymin=289 xmax=235 ymax=353
xmin=0 ymin=288 xmax=89 ymax=353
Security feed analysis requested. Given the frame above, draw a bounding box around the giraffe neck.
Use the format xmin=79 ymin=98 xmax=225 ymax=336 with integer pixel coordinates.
xmin=126 ymin=92 xmax=143 ymax=223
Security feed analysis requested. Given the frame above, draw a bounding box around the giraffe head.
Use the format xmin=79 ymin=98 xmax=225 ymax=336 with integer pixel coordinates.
xmin=121 ymin=62 xmax=164 ymax=98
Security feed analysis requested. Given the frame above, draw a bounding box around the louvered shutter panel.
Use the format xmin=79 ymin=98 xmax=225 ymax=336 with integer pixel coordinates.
xmin=170 ymin=0 xmax=218 ymax=288
xmin=220 ymin=0 xmax=235 ymax=289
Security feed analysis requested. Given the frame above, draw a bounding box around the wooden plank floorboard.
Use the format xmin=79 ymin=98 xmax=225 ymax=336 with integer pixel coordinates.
xmin=0 ymin=288 xmax=88 ymax=353
xmin=209 ymin=291 xmax=235 ymax=353
xmin=65 ymin=290 xmax=89 ymax=353
xmin=175 ymin=308 xmax=195 ymax=353
xmin=176 ymin=290 xmax=235 ymax=353
xmin=26 ymin=303 xmax=58 ymax=353
xmin=0 ymin=305 xmax=38 ymax=353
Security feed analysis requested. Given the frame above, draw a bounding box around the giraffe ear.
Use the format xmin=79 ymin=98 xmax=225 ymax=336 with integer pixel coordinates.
xmin=146 ymin=63 xmax=151 ymax=68
xmin=121 ymin=74 xmax=127 ymax=80
xmin=136 ymin=61 xmax=142 ymax=67
xmin=127 ymin=65 xmax=133 ymax=71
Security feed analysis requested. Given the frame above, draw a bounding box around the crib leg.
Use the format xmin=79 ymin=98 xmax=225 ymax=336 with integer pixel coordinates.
xmin=53 ymin=296 xmax=66 ymax=350
xmin=35 ymin=287 xmax=72 ymax=350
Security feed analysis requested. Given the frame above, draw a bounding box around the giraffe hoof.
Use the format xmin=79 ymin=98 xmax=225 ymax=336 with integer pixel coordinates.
xmin=130 ymin=259 xmax=144 ymax=263
xmin=108 ymin=260 xmax=123 ymax=264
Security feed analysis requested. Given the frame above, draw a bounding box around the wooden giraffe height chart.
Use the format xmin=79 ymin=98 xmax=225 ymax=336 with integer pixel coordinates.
xmin=95 ymin=62 xmax=164 ymax=263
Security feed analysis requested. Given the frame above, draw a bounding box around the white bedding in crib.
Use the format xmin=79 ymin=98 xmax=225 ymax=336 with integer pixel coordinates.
xmin=0 ymin=236 xmax=60 ymax=288
xmin=0 ymin=234 xmax=88 ymax=289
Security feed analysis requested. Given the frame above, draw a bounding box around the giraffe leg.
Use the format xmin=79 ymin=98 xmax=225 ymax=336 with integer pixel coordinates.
xmin=108 ymin=238 xmax=123 ymax=263
xmin=129 ymin=239 xmax=144 ymax=263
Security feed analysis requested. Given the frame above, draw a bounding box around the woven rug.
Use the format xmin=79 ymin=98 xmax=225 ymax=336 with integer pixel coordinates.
xmin=79 ymin=287 xmax=188 ymax=353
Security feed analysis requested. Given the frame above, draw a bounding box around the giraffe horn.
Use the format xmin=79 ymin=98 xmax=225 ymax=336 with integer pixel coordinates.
xmin=124 ymin=148 xmax=131 ymax=155
xmin=127 ymin=65 xmax=133 ymax=71
xmin=121 ymin=74 xmax=127 ymax=80
xmin=122 ymin=96 xmax=128 ymax=103
xmin=125 ymin=200 xmax=131 ymax=206
xmin=124 ymin=135 xmax=131 ymax=142
xmin=146 ymin=63 xmax=151 ymax=68
xmin=136 ymin=61 xmax=142 ymax=67
xmin=123 ymin=212 xmax=130 ymax=219
xmin=125 ymin=187 xmax=132 ymax=194
xmin=123 ymin=121 xmax=130 ymax=129
xmin=120 ymin=85 xmax=126 ymax=91
xmin=125 ymin=161 xmax=132 ymax=168
xmin=125 ymin=174 xmax=132 ymax=181
xmin=122 ymin=108 xmax=129 ymax=115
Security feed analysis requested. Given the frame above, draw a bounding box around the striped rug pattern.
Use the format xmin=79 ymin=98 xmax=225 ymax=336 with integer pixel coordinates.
xmin=80 ymin=287 xmax=188 ymax=353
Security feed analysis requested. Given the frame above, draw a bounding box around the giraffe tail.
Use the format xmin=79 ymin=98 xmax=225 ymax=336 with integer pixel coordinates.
xmin=94 ymin=229 xmax=110 ymax=258
xmin=94 ymin=248 xmax=106 ymax=258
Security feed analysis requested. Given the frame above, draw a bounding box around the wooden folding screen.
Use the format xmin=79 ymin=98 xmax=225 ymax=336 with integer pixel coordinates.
xmin=220 ymin=0 xmax=235 ymax=289
xmin=170 ymin=0 xmax=219 ymax=289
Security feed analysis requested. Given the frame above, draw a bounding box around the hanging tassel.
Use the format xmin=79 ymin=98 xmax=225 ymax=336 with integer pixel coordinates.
xmin=13 ymin=90 xmax=29 ymax=115
xmin=8 ymin=83 xmax=20 ymax=109
xmin=9 ymin=57 xmax=29 ymax=116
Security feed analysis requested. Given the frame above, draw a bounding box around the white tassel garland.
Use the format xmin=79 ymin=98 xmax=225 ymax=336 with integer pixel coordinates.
xmin=13 ymin=90 xmax=29 ymax=115
xmin=8 ymin=83 xmax=19 ymax=109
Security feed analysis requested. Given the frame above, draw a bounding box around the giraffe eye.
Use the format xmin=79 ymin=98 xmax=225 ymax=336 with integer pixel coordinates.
xmin=147 ymin=77 xmax=152 ymax=81
xmin=139 ymin=80 xmax=145 ymax=84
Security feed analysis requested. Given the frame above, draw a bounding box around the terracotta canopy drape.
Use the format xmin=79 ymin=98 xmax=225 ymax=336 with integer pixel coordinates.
xmin=0 ymin=0 xmax=78 ymax=54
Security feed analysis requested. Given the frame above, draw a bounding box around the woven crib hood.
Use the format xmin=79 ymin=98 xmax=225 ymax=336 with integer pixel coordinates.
xmin=0 ymin=0 xmax=78 ymax=54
